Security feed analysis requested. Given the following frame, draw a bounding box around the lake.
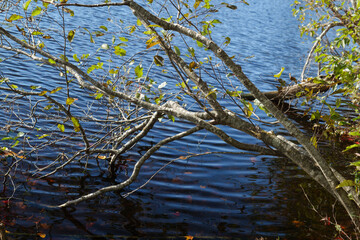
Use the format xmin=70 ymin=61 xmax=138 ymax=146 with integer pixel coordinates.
xmin=0 ymin=0 xmax=351 ymax=239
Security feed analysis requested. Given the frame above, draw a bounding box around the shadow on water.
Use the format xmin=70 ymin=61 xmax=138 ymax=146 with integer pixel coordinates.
xmin=0 ymin=0 xmax=357 ymax=239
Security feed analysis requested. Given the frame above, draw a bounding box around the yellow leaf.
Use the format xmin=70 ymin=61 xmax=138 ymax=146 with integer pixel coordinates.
xmin=39 ymin=90 xmax=48 ymax=96
xmin=97 ymin=155 xmax=107 ymax=160
xmin=189 ymin=61 xmax=199 ymax=72
xmin=50 ymin=87 xmax=63 ymax=94
xmin=185 ymin=236 xmax=194 ymax=240
xmin=194 ymin=0 xmax=202 ymax=9
xmin=274 ymin=67 xmax=285 ymax=78
xmin=146 ymin=40 xmax=161 ymax=49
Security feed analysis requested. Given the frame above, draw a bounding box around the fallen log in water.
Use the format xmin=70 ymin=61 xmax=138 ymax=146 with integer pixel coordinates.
xmin=240 ymin=75 xmax=335 ymax=101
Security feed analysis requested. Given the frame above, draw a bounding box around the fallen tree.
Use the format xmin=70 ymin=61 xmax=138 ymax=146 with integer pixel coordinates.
xmin=240 ymin=75 xmax=336 ymax=101
xmin=0 ymin=0 xmax=359 ymax=235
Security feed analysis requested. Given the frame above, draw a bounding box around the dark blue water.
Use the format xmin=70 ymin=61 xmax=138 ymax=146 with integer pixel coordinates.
xmin=0 ymin=1 xmax=349 ymax=239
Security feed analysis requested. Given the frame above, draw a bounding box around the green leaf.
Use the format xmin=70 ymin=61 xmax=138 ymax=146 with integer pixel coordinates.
xmin=336 ymin=180 xmax=356 ymax=189
xmin=67 ymin=30 xmax=75 ymax=42
xmin=174 ymin=46 xmax=181 ymax=56
xmin=57 ymin=124 xmax=65 ymax=132
xmin=32 ymin=31 xmax=43 ymax=35
xmin=7 ymin=14 xmax=24 ymax=22
xmin=50 ymin=87 xmax=62 ymax=94
xmin=95 ymin=93 xmax=103 ymax=99
xmin=211 ymin=19 xmax=222 ymax=24
xmin=167 ymin=114 xmax=175 ymax=122
xmin=38 ymin=134 xmax=49 ymax=139
xmin=119 ymin=37 xmax=128 ymax=42
xmin=310 ymin=136 xmax=318 ymax=148
xmin=11 ymin=140 xmax=19 ymax=148
xmin=100 ymin=26 xmax=108 ymax=31
xmin=274 ymin=67 xmax=285 ymax=78
xmin=135 ymin=65 xmax=143 ymax=78
xmin=66 ymin=97 xmax=76 ymax=105
xmin=349 ymin=131 xmax=360 ymax=137
xmin=114 ymin=46 xmax=126 ymax=56
xmin=73 ymin=54 xmax=80 ymax=62
xmin=83 ymin=27 xmax=95 ymax=43
xmin=137 ymin=19 xmax=142 ymax=26
xmin=224 ymin=37 xmax=231 ymax=45
xmin=143 ymin=30 xmax=154 ymax=35
xmin=343 ymin=143 xmax=360 ymax=152
xmin=31 ymin=6 xmax=42 ymax=17
xmin=349 ymin=160 xmax=360 ymax=167
xmin=23 ymin=0 xmax=32 ymax=11
xmin=71 ymin=117 xmax=80 ymax=132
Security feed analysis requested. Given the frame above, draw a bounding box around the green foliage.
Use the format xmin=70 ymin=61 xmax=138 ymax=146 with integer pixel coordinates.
xmin=293 ymin=0 xmax=360 ymax=194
